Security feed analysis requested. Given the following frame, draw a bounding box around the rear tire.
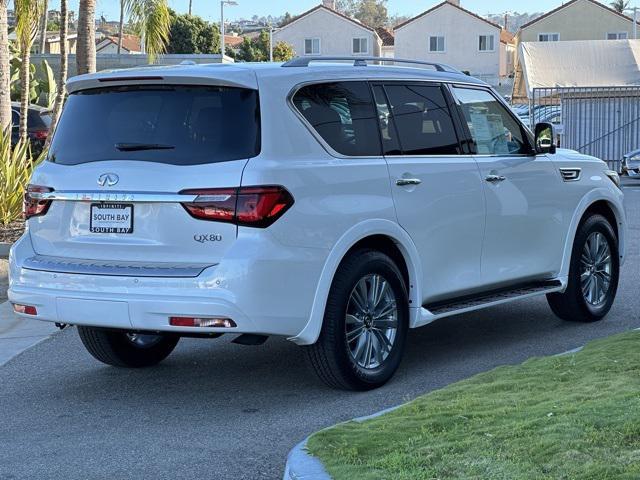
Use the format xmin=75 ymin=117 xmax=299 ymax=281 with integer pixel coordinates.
xmin=547 ymin=214 xmax=619 ymax=323
xmin=78 ymin=326 xmax=179 ymax=368
xmin=305 ymin=249 xmax=409 ymax=391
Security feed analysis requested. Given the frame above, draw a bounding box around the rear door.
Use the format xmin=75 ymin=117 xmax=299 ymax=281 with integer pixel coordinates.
xmin=29 ymin=84 xmax=261 ymax=265
xmin=373 ymin=82 xmax=486 ymax=303
xmin=450 ymin=85 xmax=565 ymax=286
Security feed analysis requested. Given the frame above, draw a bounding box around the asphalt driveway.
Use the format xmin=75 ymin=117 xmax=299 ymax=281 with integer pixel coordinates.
xmin=1 ymin=181 xmax=639 ymax=480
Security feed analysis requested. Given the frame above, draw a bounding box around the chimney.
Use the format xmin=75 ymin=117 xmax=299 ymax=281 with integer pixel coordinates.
xmin=447 ymin=0 xmax=461 ymax=6
xmin=322 ymin=0 xmax=336 ymax=9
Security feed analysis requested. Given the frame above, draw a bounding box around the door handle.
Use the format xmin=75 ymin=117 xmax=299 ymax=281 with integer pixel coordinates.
xmin=485 ymin=175 xmax=506 ymax=183
xmin=396 ymin=178 xmax=422 ymax=186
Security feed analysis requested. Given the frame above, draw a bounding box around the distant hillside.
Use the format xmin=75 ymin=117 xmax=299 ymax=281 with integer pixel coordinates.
xmin=485 ymin=12 xmax=545 ymax=32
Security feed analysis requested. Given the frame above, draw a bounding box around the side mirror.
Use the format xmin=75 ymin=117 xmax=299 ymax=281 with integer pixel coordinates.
xmin=535 ymin=122 xmax=556 ymax=154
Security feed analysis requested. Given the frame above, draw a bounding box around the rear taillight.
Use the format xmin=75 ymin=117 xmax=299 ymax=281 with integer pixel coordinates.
xmin=24 ymin=185 xmax=54 ymax=219
xmin=180 ymin=186 xmax=294 ymax=228
xmin=29 ymin=129 xmax=48 ymax=141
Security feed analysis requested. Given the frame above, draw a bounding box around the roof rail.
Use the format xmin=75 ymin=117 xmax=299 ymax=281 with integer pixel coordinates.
xmin=281 ymin=56 xmax=463 ymax=74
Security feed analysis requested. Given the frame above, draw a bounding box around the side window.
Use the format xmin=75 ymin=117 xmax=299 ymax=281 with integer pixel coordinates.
xmin=452 ymin=87 xmax=531 ymax=156
xmin=293 ymin=81 xmax=382 ymax=157
xmin=383 ymin=84 xmax=460 ymax=156
xmin=11 ymin=109 xmax=18 ymax=129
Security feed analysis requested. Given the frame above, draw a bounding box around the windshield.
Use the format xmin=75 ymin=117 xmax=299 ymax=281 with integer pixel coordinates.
xmin=48 ymin=85 xmax=260 ymax=166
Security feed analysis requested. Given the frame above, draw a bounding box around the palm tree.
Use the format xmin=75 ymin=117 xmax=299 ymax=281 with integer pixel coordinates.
xmin=15 ymin=0 xmax=45 ymax=144
xmin=610 ymin=0 xmax=630 ymax=13
xmin=189 ymin=0 xmax=193 ymax=15
xmin=77 ymin=0 xmax=96 ymax=75
xmin=117 ymin=0 xmax=171 ymax=63
xmin=46 ymin=0 xmax=67 ymax=146
xmin=0 ymin=0 xmax=12 ymax=131
xmin=38 ymin=0 xmax=48 ymax=54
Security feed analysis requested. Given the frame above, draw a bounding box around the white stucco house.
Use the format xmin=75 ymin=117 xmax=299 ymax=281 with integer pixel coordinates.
xmin=273 ymin=2 xmax=382 ymax=58
xmin=394 ymin=0 xmax=505 ymax=84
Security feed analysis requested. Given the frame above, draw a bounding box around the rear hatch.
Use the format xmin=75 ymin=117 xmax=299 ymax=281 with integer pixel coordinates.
xmin=28 ymin=82 xmax=261 ymax=267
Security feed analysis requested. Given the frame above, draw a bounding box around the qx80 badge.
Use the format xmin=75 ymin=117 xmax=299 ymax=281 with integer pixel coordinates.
xmin=194 ymin=234 xmax=223 ymax=243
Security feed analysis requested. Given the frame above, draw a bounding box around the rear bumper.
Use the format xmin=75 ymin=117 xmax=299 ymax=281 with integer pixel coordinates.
xmin=8 ymin=232 xmax=328 ymax=338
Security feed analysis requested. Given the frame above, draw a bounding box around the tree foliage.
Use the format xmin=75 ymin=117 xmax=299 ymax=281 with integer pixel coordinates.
xmin=610 ymin=0 xmax=630 ymax=13
xmin=235 ymin=30 xmax=294 ymax=62
xmin=166 ymin=9 xmax=220 ymax=54
xmin=336 ymin=0 xmax=388 ymax=28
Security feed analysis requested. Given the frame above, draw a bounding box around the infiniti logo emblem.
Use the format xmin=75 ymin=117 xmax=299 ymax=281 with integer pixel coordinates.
xmin=98 ymin=173 xmax=119 ymax=187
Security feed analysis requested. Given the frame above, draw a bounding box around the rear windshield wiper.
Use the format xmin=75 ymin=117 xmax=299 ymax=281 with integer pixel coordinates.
xmin=115 ymin=142 xmax=175 ymax=152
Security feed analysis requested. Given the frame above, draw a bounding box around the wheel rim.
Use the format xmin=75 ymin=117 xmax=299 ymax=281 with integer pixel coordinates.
xmin=580 ymin=232 xmax=613 ymax=307
xmin=126 ymin=333 xmax=163 ymax=348
xmin=345 ymin=274 xmax=398 ymax=370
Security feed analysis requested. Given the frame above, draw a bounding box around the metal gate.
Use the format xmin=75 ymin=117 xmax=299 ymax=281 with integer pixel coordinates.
xmin=531 ymin=86 xmax=640 ymax=171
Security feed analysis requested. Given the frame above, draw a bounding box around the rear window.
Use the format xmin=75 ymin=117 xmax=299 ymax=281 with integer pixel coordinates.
xmin=48 ymin=85 xmax=260 ymax=166
xmin=292 ymin=81 xmax=381 ymax=157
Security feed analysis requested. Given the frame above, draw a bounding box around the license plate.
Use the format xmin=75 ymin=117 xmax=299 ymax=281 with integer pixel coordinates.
xmin=90 ymin=203 xmax=134 ymax=234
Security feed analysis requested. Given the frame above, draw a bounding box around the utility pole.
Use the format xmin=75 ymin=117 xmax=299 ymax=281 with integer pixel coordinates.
xmin=220 ymin=1 xmax=238 ymax=59
xmin=188 ymin=0 xmax=192 ymax=16
xmin=269 ymin=25 xmax=273 ymax=62
xmin=625 ymin=6 xmax=638 ymax=39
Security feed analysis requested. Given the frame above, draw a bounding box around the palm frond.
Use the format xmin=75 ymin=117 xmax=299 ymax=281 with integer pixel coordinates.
xmin=14 ymin=0 xmax=45 ymax=50
xmin=125 ymin=0 xmax=171 ymax=63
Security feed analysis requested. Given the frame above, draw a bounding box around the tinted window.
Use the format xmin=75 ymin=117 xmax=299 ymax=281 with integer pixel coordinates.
xmin=11 ymin=109 xmax=18 ymax=129
xmin=384 ymin=84 xmax=460 ymax=156
xmin=49 ymin=86 xmax=260 ymax=166
xmin=452 ymin=87 xmax=530 ymax=155
xmin=293 ymin=81 xmax=381 ymax=157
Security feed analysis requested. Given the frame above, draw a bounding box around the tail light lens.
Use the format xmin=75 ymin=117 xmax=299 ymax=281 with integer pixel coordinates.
xmin=29 ymin=129 xmax=48 ymax=141
xmin=180 ymin=186 xmax=294 ymax=228
xmin=24 ymin=185 xmax=54 ymax=219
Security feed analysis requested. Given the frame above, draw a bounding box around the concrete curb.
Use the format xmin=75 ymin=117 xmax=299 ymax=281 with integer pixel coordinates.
xmin=283 ymin=331 xmax=640 ymax=479
xmin=0 ymin=243 xmax=11 ymax=259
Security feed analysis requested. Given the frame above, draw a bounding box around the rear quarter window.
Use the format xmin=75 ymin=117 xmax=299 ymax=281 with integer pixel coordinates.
xmin=292 ymin=81 xmax=381 ymax=157
xmin=48 ymin=85 xmax=260 ymax=166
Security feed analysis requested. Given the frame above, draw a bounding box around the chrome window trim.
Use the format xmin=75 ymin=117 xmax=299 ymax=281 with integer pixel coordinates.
xmin=287 ymin=78 xmax=490 ymax=161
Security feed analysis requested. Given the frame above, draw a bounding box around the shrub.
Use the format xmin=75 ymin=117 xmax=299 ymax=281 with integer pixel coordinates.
xmin=0 ymin=129 xmax=38 ymax=226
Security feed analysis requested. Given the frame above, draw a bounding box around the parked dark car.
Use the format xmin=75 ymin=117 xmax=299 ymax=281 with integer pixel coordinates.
xmin=11 ymin=102 xmax=52 ymax=157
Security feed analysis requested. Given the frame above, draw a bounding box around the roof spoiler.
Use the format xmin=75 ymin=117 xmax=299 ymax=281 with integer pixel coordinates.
xmin=282 ymin=56 xmax=463 ymax=74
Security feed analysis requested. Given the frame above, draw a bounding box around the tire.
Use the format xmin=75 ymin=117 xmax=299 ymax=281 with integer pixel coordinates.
xmin=547 ymin=214 xmax=619 ymax=323
xmin=78 ymin=326 xmax=180 ymax=368
xmin=305 ymin=249 xmax=409 ymax=391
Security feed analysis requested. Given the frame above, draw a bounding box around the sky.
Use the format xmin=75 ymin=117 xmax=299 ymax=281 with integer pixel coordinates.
xmin=40 ymin=0 xmax=586 ymax=23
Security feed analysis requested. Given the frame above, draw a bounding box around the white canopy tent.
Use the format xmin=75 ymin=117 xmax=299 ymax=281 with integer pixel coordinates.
xmin=512 ymin=39 xmax=640 ymax=102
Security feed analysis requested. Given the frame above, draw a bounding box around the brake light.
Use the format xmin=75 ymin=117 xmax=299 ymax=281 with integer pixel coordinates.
xmin=180 ymin=186 xmax=294 ymax=228
xmin=29 ymin=129 xmax=48 ymax=141
xmin=24 ymin=185 xmax=54 ymax=219
xmin=169 ymin=317 xmax=236 ymax=328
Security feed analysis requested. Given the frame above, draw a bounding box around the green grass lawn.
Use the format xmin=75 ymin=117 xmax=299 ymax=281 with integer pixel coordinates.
xmin=307 ymin=331 xmax=640 ymax=480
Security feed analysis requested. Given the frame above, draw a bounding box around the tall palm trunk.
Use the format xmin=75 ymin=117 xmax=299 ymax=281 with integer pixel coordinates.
xmin=117 ymin=0 xmax=124 ymax=54
xmin=77 ymin=0 xmax=96 ymax=75
xmin=46 ymin=0 xmax=67 ymax=146
xmin=18 ymin=37 xmax=31 ymax=144
xmin=38 ymin=0 xmax=48 ymax=54
xmin=0 ymin=1 xmax=11 ymax=132
xmin=189 ymin=0 xmax=193 ymax=15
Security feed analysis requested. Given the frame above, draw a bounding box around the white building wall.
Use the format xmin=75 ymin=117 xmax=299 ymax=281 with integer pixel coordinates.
xmin=273 ymin=8 xmax=381 ymax=57
xmin=394 ymin=3 xmax=501 ymax=81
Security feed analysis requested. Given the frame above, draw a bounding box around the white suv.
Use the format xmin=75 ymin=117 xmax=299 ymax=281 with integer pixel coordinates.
xmin=9 ymin=58 xmax=626 ymax=390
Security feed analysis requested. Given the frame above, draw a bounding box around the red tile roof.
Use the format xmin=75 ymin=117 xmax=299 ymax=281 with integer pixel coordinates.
xmin=101 ymin=34 xmax=141 ymax=53
xmin=500 ymin=29 xmax=515 ymax=44
xmin=394 ymin=1 xmax=502 ymax=31
xmin=375 ymin=27 xmax=395 ymax=47
xmin=224 ymin=35 xmax=244 ymax=47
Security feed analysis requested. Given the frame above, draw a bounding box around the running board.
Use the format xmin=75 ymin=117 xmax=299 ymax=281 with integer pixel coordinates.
xmin=419 ymin=280 xmax=564 ymax=325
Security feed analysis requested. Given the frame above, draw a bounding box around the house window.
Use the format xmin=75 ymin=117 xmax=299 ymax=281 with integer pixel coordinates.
xmin=538 ymin=33 xmax=560 ymax=42
xmin=607 ymin=32 xmax=628 ymax=40
xmin=352 ymin=37 xmax=368 ymax=54
xmin=478 ymin=35 xmax=495 ymax=51
xmin=304 ymin=38 xmax=320 ymax=55
xmin=429 ymin=36 xmax=445 ymax=52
